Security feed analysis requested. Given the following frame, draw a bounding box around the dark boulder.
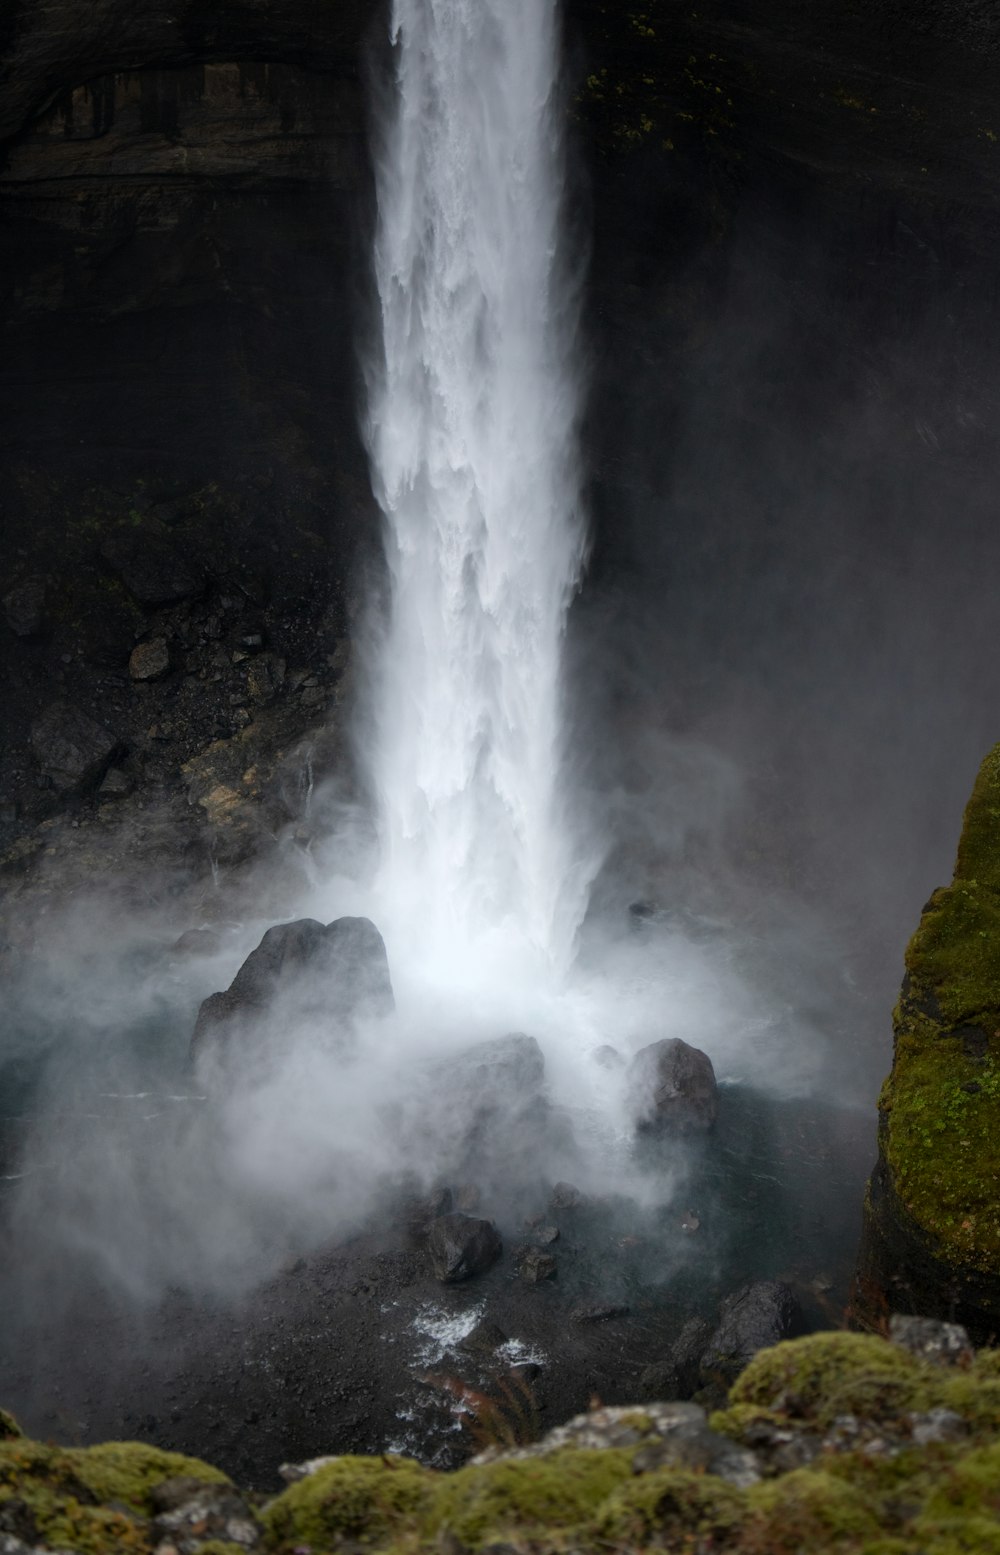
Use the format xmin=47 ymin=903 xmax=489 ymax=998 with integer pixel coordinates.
xmin=100 ymin=524 xmax=203 ymax=606
xmin=29 ymin=701 xmax=119 ymax=794
xmin=515 ymin=1246 xmax=557 ymax=1284
xmin=191 ymin=915 xmax=393 ymax=1071
xmin=639 ymin=1316 xmax=712 ymax=1401
xmin=627 ymin=1037 xmax=718 ymax=1134
xmin=700 ymin=1281 xmax=802 ymax=1387
xmin=426 ymin=1212 xmax=502 ymax=1283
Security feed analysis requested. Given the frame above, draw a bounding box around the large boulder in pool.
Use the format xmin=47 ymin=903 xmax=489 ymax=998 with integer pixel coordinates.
xmin=627 ymin=1037 xmax=718 ymax=1134
xmin=856 ymin=742 xmax=1000 ymax=1340
xmin=191 ymin=915 xmax=393 ymax=1074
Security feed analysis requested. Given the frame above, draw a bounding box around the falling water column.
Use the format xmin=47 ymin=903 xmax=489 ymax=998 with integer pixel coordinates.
xmin=365 ymin=0 xmax=589 ymax=983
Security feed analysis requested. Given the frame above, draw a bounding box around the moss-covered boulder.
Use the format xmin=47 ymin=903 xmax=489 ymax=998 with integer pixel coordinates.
xmin=856 ymin=743 xmax=1000 ymax=1336
xmin=0 ymin=1437 xmax=230 ymax=1553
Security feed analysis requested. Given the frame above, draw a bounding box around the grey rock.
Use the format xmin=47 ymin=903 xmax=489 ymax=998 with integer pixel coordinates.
xmin=889 ymin=1314 xmax=974 ymax=1367
xmin=701 ymin=1281 xmax=802 ymax=1386
xmin=150 ymin=1480 xmax=261 ymax=1548
xmin=471 ymin=1399 xmax=760 ymax=1487
xmin=908 ymin=1407 xmax=969 ymax=1446
xmin=129 ymin=636 xmax=171 ymax=681
xmin=247 ymin=651 xmax=286 ymax=702
xmin=515 ymin=1246 xmax=557 ymax=1283
xmin=460 ymin=1319 xmax=508 ymax=1355
xmin=427 ymin=1212 xmax=502 ymax=1283
xmin=97 ymin=766 xmax=134 ymax=798
xmin=628 ymin=1037 xmax=718 ymax=1133
xmin=570 ymin=1300 xmax=629 ymax=1324
xmin=30 ymin=701 xmax=119 ymax=794
xmin=191 ymin=915 xmax=394 ymax=1070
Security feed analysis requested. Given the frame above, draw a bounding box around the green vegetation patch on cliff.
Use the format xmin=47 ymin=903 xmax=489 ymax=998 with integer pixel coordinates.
xmin=878 ymin=742 xmax=1000 ymax=1265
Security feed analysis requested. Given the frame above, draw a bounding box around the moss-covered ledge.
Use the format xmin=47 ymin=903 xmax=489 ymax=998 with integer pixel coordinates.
xmin=12 ymin=1328 xmax=1000 ymax=1552
xmin=857 ymin=742 xmax=1000 ymax=1334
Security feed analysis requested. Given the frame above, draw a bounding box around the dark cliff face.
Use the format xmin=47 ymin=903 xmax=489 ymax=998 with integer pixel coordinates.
xmin=3 ymin=0 xmax=1000 ymax=1088
xmin=0 ymin=0 xmax=376 ymax=141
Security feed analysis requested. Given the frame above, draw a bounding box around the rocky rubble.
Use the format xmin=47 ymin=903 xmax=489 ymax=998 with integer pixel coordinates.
xmin=6 ymin=1323 xmax=1000 ymax=1553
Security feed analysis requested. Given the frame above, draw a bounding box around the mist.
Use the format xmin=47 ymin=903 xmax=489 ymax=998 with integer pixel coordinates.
xmin=1 ymin=0 xmax=996 ymax=1480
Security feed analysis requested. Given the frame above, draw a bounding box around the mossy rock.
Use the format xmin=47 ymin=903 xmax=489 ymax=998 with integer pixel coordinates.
xmin=726 ymin=1332 xmax=929 ymax=1427
xmin=0 ymin=1409 xmax=22 ymax=1440
xmin=590 ymin=1464 xmax=746 ymax=1546
xmin=430 ymin=1448 xmax=634 ymax=1547
xmin=66 ymin=1440 xmax=229 ymax=1513
xmin=0 ymin=1437 xmax=229 ymax=1554
xmin=857 ymin=742 xmax=1000 ymax=1324
xmin=262 ymin=1454 xmax=435 ymax=1551
xmin=744 ymin=1467 xmax=884 ymax=1550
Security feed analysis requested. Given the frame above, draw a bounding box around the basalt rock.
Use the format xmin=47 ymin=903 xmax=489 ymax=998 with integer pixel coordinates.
xmin=426 ymin=1212 xmax=502 ymax=1284
xmin=29 ymin=702 xmax=120 ymax=795
xmin=627 ymin=1037 xmax=719 ymax=1134
xmin=191 ymin=915 xmax=393 ymax=1074
xmin=856 ymin=743 xmax=1000 ymax=1339
xmin=700 ymin=1281 xmax=803 ymax=1388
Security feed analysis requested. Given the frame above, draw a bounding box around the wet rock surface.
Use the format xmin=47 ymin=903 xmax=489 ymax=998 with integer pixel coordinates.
xmin=627 ymin=1037 xmax=719 ymax=1134
xmin=427 ymin=1214 xmax=503 ymax=1284
xmin=700 ymin=1281 xmax=803 ymax=1386
xmin=191 ymin=915 xmax=394 ymax=1071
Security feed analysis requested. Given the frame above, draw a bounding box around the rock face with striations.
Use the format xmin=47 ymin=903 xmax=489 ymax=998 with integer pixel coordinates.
xmin=191 ymin=916 xmax=394 ymax=1076
xmin=856 ymin=743 xmax=1000 ymax=1338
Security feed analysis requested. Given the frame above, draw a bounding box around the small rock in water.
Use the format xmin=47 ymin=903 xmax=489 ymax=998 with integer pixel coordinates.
xmin=570 ymin=1300 xmax=629 ymax=1325
xmin=460 ymin=1319 xmax=508 ymax=1355
xmin=427 ymin=1212 xmax=502 ymax=1283
xmin=515 ymin=1246 xmax=557 ymax=1284
xmin=679 ymin=1210 xmax=700 ymax=1233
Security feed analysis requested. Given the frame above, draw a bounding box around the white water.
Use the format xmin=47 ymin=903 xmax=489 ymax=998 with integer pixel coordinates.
xmin=364 ymin=0 xmax=591 ymax=987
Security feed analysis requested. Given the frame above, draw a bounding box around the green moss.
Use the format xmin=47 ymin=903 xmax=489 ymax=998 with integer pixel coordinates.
xmin=0 ymin=1437 xmax=227 ymax=1555
xmin=744 ymin=1468 xmax=883 ymax=1550
xmin=262 ymin=1455 xmax=435 ymax=1551
xmin=878 ymin=744 xmax=1000 ymax=1265
xmin=591 ymin=1465 xmax=746 ymax=1545
xmin=430 ymin=1448 xmax=633 ymax=1547
xmin=729 ymin=1332 xmax=927 ymax=1426
xmin=0 ymin=1409 xmax=22 ymax=1440
xmin=68 ymin=1440 xmax=228 ymax=1513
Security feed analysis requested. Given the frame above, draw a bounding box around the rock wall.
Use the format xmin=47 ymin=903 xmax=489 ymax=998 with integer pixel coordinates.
xmin=856 ymin=745 xmax=1000 ymax=1336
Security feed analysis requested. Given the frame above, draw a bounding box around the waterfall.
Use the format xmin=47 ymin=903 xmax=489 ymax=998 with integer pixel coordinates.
xmin=365 ymin=0 xmax=590 ymax=982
